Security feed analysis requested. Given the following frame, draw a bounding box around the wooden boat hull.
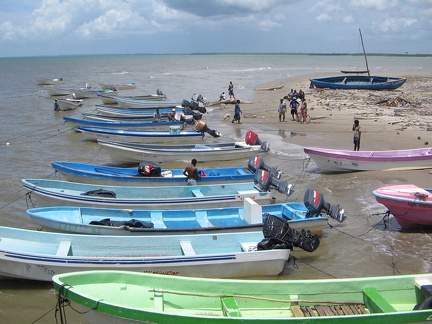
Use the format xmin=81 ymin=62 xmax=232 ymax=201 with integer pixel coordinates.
xmin=63 ymin=116 xmax=184 ymax=130
xmin=0 ymin=227 xmax=289 ymax=281
xmin=310 ymin=75 xmax=406 ymax=90
xmin=372 ymin=184 xmax=432 ymax=228
xmin=26 ymin=199 xmax=328 ymax=236
xmin=51 ymin=161 xmax=255 ymax=185
xmin=52 ymin=271 xmax=432 ymax=323
xmin=22 ymin=179 xmax=274 ymax=209
xmin=304 ymin=147 xmax=432 ymax=173
xmin=98 ymin=140 xmax=265 ymax=164
xmin=77 ymin=126 xmax=204 ymax=143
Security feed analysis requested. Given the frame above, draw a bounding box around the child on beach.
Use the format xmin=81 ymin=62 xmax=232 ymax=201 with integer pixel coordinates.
xmin=353 ymin=120 xmax=361 ymax=151
xmin=232 ymin=99 xmax=242 ymax=124
xmin=278 ymin=98 xmax=287 ymax=122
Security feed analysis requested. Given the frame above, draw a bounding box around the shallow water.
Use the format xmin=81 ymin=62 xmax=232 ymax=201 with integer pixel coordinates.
xmin=0 ymin=54 xmax=431 ymax=323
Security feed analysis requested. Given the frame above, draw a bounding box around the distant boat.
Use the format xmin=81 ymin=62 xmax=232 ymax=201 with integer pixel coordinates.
xmin=304 ymin=146 xmax=432 ymax=173
xmin=54 ymin=98 xmax=83 ymax=111
xmin=310 ymin=29 xmax=406 ymax=91
xmin=63 ymin=116 xmax=184 ymax=130
xmin=22 ymin=179 xmax=275 ymax=209
xmin=97 ymin=94 xmax=181 ymax=108
xmin=372 ymin=184 xmax=432 ymax=229
xmin=53 ymin=271 xmax=432 ymax=323
xmin=37 ymin=78 xmax=64 ymax=85
xmin=99 ymin=82 xmax=137 ymax=90
xmin=46 ymin=87 xmax=70 ymax=96
xmin=0 ymin=227 xmax=291 ymax=281
xmin=70 ymin=88 xmax=115 ymax=99
xmin=98 ymin=93 xmax=167 ymax=104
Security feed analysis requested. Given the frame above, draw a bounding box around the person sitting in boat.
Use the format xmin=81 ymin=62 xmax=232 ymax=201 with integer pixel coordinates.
xmin=167 ymin=109 xmax=176 ymax=121
xmin=219 ymin=92 xmax=226 ymax=101
xmin=154 ymin=109 xmax=161 ymax=122
xmin=156 ymin=89 xmax=164 ymax=95
xmin=183 ymin=159 xmax=199 ymax=185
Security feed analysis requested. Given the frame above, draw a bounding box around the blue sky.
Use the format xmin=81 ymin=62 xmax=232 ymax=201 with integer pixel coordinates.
xmin=0 ymin=0 xmax=431 ymax=57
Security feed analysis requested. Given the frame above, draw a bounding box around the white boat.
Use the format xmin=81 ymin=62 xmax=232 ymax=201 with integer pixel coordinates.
xmin=46 ymin=87 xmax=70 ymax=96
xmin=70 ymin=88 xmax=115 ymax=99
xmin=54 ymin=98 xmax=84 ymax=111
xmin=0 ymin=226 xmax=290 ymax=281
xmin=99 ymin=82 xmax=137 ymax=90
xmin=98 ymin=93 xmax=167 ymax=104
xmin=37 ymin=77 xmax=64 ymax=85
xmin=97 ymin=94 xmax=181 ymax=108
xmin=97 ymin=131 xmax=269 ymax=164
xmin=22 ymin=179 xmax=275 ymax=209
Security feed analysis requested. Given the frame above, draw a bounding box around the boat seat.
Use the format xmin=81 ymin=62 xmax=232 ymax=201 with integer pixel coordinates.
xmin=363 ymin=288 xmax=396 ymax=313
xmin=191 ymin=189 xmax=204 ymax=197
xmin=195 ymin=211 xmax=213 ymax=228
xmin=240 ymin=242 xmax=257 ymax=252
xmin=221 ymin=296 xmax=242 ymax=317
xmin=56 ymin=241 xmax=72 ymax=256
xmin=180 ymin=241 xmax=196 ymax=256
xmin=237 ymin=190 xmax=257 ymax=196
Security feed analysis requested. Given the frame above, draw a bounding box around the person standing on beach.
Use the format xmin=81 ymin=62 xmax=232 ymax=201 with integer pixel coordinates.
xmin=183 ymin=159 xmax=198 ymax=185
xmin=232 ymin=99 xmax=242 ymax=124
xmin=278 ymin=98 xmax=287 ymax=122
xmin=353 ymin=119 xmax=361 ymax=151
xmin=290 ymin=97 xmax=299 ymax=121
xmin=228 ymin=81 xmax=234 ymax=98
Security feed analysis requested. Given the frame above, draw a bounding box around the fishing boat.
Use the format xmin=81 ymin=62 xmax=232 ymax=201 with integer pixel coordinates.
xmin=98 ymin=82 xmax=137 ymax=90
xmin=70 ymin=88 xmax=115 ymax=99
xmin=97 ymin=131 xmax=270 ymax=164
xmin=95 ymin=106 xmax=177 ymax=117
xmin=51 ymin=160 xmax=255 ymax=185
xmin=37 ymin=77 xmax=64 ymax=85
xmin=26 ymin=187 xmax=345 ymax=235
xmin=372 ymin=184 xmax=432 ymax=229
xmin=22 ymin=179 xmax=275 ymax=209
xmin=310 ymin=29 xmax=406 ymax=91
xmin=81 ymin=112 xmax=170 ymax=121
xmin=46 ymin=87 xmax=70 ymax=96
xmin=97 ymin=94 xmax=181 ymax=108
xmin=77 ymin=126 xmax=209 ymax=143
xmin=304 ymin=146 xmax=432 ymax=173
xmin=52 ymin=271 xmax=432 ymax=323
xmin=54 ymin=98 xmax=83 ymax=111
xmin=63 ymin=116 xmax=184 ymax=130
xmin=0 ymin=227 xmax=290 ymax=281
xmin=98 ymin=93 xmax=166 ymax=104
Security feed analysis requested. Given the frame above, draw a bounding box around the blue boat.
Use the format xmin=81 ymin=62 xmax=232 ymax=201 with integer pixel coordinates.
xmin=310 ymin=75 xmax=406 ymax=90
xmin=77 ymin=126 xmax=207 ymax=142
xmin=22 ymin=179 xmax=275 ymax=209
xmin=26 ymin=187 xmax=345 ymax=236
xmin=63 ymin=116 xmax=185 ymax=130
xmin=0 ymin=227 xmax=291 ymax=281
xmin=51 ymin=161 xmax=255 ymax=185
xmin=96 ymin=106 xmax=177 ymax=117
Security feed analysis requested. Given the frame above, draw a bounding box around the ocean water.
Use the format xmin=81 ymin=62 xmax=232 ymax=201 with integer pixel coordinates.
xmin=0 ymin=54 xmax=431 ymax=323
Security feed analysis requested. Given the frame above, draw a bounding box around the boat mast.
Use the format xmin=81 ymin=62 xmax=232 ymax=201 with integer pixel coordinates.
xmin=359 ymin=28 xmax=370 ymax=77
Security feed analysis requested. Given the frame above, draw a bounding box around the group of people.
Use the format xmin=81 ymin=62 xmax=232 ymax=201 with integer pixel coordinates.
xmin=278 ymin=89 xmax=307 ymax=122
xmin=154 ymin=108 xmax=177 ymax=122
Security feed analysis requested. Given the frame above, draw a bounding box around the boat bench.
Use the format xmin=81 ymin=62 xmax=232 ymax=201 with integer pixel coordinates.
xmin=362 ymin=288 xmax=396 ymax=313
xmin=191 ymin=189 xmax=204 ymax=197
xmin=56 ymin=241 xmax=72 ymax=256
xmin=180 ymin=241 xmax=196 ymax=256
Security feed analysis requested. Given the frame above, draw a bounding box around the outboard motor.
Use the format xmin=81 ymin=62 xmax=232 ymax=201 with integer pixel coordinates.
xmin=188 ymin=101 xmax=199 ymax=111
xmin=303 ymin=189 xmax=345 ymax=223
xmin=195 ymin=120 xmax=221 ymax=138
xmin=254 ymin=169 xmax=293 ymax=197
xmin=248 ymin=156 xmax=281 ymax=179
xmin=183 ymin=107 xmax=203 ymax=120
xmin=258 ymin=214 xmax=320 ymax=253
xmin=245 ymin=131 xmax=270 ymax=152
xmin=181 ymin=99 xmax=189 ymax=108
xmin=179 ymin=115 xmax=195 ymax=125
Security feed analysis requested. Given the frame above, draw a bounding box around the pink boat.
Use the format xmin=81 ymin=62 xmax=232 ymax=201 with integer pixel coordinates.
xmin=372 ymin=184 xmax=432 ymax=228
xmin=304 ymin=147 xmax=432 ymax=173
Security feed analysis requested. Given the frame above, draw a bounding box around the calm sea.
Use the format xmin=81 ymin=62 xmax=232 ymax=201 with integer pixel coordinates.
xmin=0 ymin=54 xmax=431 ymax=323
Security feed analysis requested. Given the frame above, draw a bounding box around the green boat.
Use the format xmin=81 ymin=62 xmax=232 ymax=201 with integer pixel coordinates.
xmin=53 ymin=271 xmax=432 ymax=323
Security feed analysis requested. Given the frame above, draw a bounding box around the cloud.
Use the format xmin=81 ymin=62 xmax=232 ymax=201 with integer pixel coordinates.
xmin=349 ymin=0 xmax=398 ymax=11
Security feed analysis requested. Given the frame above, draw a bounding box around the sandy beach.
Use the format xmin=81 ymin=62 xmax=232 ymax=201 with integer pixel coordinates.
xmin=233 ymin=71 xmax=432 ymax=152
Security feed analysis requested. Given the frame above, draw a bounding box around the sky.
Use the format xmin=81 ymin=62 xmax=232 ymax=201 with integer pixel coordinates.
xmin=0 ymin=0 xmax=431 ymax=57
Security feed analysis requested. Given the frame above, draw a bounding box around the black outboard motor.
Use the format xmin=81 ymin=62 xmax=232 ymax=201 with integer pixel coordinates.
xmin=258 ymin=214 xmax=320 ymax=252
xmin=303 ymin=189 xmax=345 ymax=223
xmin=182 ymin=107 xmax=203 ymax=120
xmin=181 ymin=99 xmax=189 ymax=108
xmin=245 ymin=131 xmax=270 ymax=152
xmin=248 ymin=156 xmax=281 ymax=179
xmin=254 ymin=169 xmax=293 ymax=197
xmin=195 ymin=120 xmax=221 ymax=138
xmin=138 ymin=162 xmax=162 ymax=177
